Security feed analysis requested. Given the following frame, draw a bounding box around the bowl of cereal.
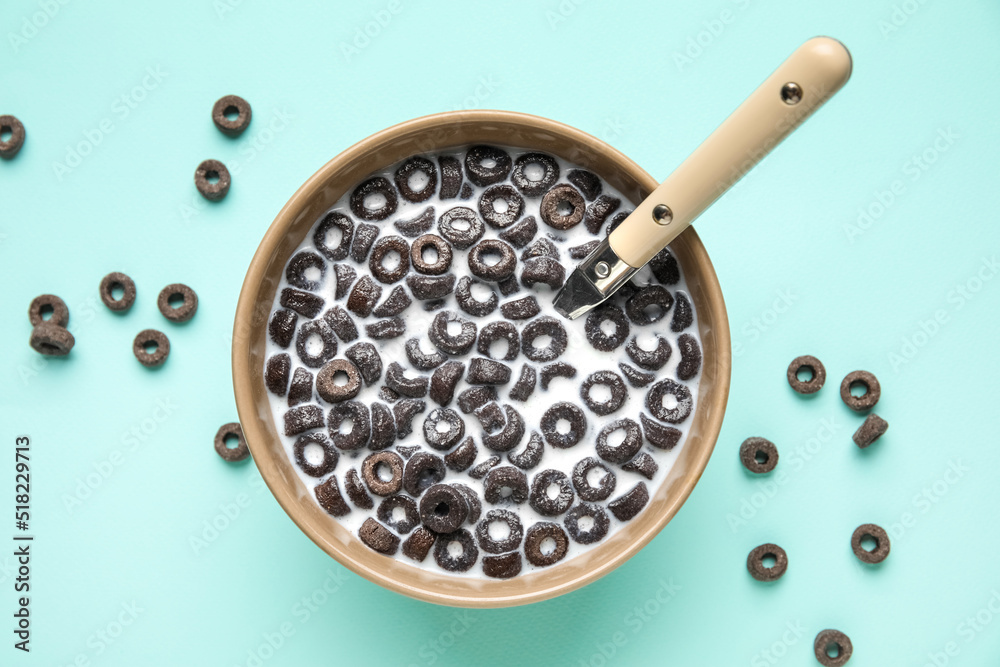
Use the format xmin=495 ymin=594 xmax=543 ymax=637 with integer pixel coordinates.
xmin=233 ymin=110 xmax=731 ymax=607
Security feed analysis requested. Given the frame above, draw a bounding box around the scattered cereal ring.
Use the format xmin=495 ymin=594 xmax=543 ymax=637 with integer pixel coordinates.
xmin=0 ymin=115 xmax=26 ymax=159
xmin=746 ymin=543 xmax=787 ymax=582
xmin=158 ymin=283 xmax=198 ymax=323
xmin=840 ymin=370 xmax=880 ymax=411
xmin=508 ymin=430 xmax=544 ymax=470
xmin=540 ymin=362 xmax=576 ymax=390
xmin=851 ymin=523 xmax=890 ymax=564
xmin=362 ymin=451 xmax=404 ymax=496
xmin=477 ymin=321 xmax=520 ymax=361
xmin=625 ymin=335 xmax=671 ymax=371
xmin=99 ymin=272 xmax=137 ymax=313
xmin=481 ymin=405 xmax=525 ymax=452
xmin=422 ymin=408 xmax=466 ymax=451
xmin=194 ymin=159 xmax=231 ymax=201
xmin=214 ymin=422 xmax=250 ymax=462
xmin=455 ymin=276 xmax=498 ymax=317
xmin=327 ymin=401 xmax=371 ymax=450
xmin=625 ymin=285 xmax=673 ymax=325
xmin=853 ymin=414 xmax=888 ymax=448
xmin=212 ymin=95 xmax=252 ymax=136
xmin=814 ymin=629 xmax=852 ymax=667
xmin=739 ymin=437 xmax=778 ymax=474
xmin=429 ymin=311 xmax=477 ymax=355
xmin=132 ymin=328 xmax=168 ymax=366
xmin=28 ymin=294 xmax=69 ymax=327
xmin=409 ymin=234 xmax=452 ymax=275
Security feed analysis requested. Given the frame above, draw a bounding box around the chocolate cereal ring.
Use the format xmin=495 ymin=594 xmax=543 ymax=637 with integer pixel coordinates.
xmin=498 ymin=215 xmax=538 ymax=248
xmin=285 ymin=251 xmax=326 ymax=291
xmin=746 ymin=543 xmax=787 ymax=582
xmin=405 ymin=338 xmax=446 ymax=370
xmin=853 ymin=413 xmax=888 ymax=448
xmin=520 ymin=257 xmax=566 ymax=290
xmin=444 ymin=437 xmax=477 ymax=472
xmin=283 ymin=405 xmax=324 ymax=436
xmin=346 ymin=276 xmax=382 ymax=317
xmin=422 ymin=408 xmax=466 ymax=451
xmin=316 ymin=359 xmax=362 ymax=403
xmin=464 ymin=145 xmax=512 ymax=187
xmin=508 ymin=364 xmax=537 ymax=402
xmin=671 ymin=292 xmax=693 ymax=332
xmin=814 ymin=629 xmax=852 ymax=667
xmin=314 ymin=212 xmax=354 ymax=261
xmin=377 ymin=495 xmax=420 ymax=534
xmin=619 ymin=362 xmax=655 ymax=388
xmin=595 ymin=418 xmax=642 ymax=464
xmin=371 ymin=285 xmax=410 ymax=317
xmin=564 ymin=503 xmax=610 ymax=545
xmin=327 ymin=401 xmax=371 ymax=450
xmin=385 ymin=361 xmax=428 ymax=398
xmin=406 ymin=274 xmax=455 ymax=300
xmin=480 ymin=405 xmax=524 ymax=452
xmin=419 ymin=484 xmax=469 ymax=534
xmin=0 ymin=115 xmax=26 ymax=159
xmin=349 ymin=176 xmax=397 ymax=221
xmin=608 ymin=482 xmax=649 ymax=521
xmin=369 ymin=236 xmax=410 ymax=284
xmin=194 ymin=159 xmax=230 ymax=201
xmin=585 ymin=305 xmax=629 ymax=352
xmin=478 ymin=184 xmax=524 ymax=229
xmin=468 ymin=239 xmax=517 ymax=282
xmin=511 ymin=152 xmax=559 ymax=196
xmin=649 ymin=247 xmax=680 ymax=285
xmin=475 ymin=509 xmax=523 ymax=553
xmin=567 ymin=169 xmax=601 ymax=200
xmin=402 ymin=527 xmax=435 ymax=562
xmin=296 ymin=319 xmax=337 ymax=368
xmin=344 ymin=468 xmax=374 ymax=509
xmin=740 ymin=437 xmax=778 ymax=474
xmin=482 ymin=552 xmax=522 ymax=579
xmin=158 ymin=283 xmax=198 ymax=323
xmin=403 ymin=452 xmax=446 ymax=497
xmin=500 ymin=295 xmax=540 ymax=320
xmin=281 ymin=288 xmax=325 ymax=319
xmin=392 ymin=206 xmax=435 ymax=238
xmin=437 ymin=206 xmax=484 ymax=249
xmin=211 ymin=95 xmax=252 ymax=136
xmin=467 ymin=358 xmax=512 ymax=385
xmin=540 ymin=402 xmax=587 ymax=449
xmin=333 ymin=264 xmax=356 ymax=300
xmin=497 ymin=275 xmax=521 ymax=296
xmin=409 ymin=234 xmax=452 ymax=275
xmin=580 ymin=371 xmax=628 ymax=416
xmin=369 ymin=402 xmax=396 ymax=450
xmin=457 ymin=386 xmax=495 ymax=415
xmin=572 ymin=457 xmax=616 ymax=501
xmin=287 ymin=368 xmax=313 ymax=407
xmin=622 ymin=452 xmax=658 ymax=480
xmin=483 ymin=466 xmax=529 ymax=505
xmin=28 ymin=294 xmax=69 ymax=327
xmin=292 ymin=432 xmax=337 ymax=476
xmin=429 ymin=311 xmax=477 ymax=355
xmin=214 ymin=422 xmax=250 ymax=462
xmin=438 ymin=155 xmax=462 ymax=199
xmin=433 ymin=528 xmax=479 ymax=572
xmin=521 ymin=316 xmax=567 ymax=362
xmin=646 ymin=379 xmax=693 ymax=424
xmin=323 ymin=306 xmax=358 ymax=342
xmin=840 ymin=370 xmax=881 ymax=411
xmin=394 ymin=157 xmax=438 ymax=203
xmin=583 ymin=195 xmax=621 ymax=234
xmin=529 ymin=469 xmax=575 ymax=517
xmin=99 ymin=272 xmax=137 ymax=313
xmin=677 ymin=333 xmax=702 ymax=381
xmin=540 ymin=362 xmax=576 ymax=390
xmin=625 ymin=335 xmax=671 ymax=371
xmin=625 ymin=285 xmax=673 ymax=325
xmin=569 ymin=240 xmax=601 ymax=260
xmin=540 ymin=184 xmax=585 ymax=230
xmin=455 ymin=276 xmax=498 ymax=317
xmin=264 ymin=353 xmax=291 ymax=395
xmin=477 ymin=321 xmax=519 ymax=361
xmin=430 ymin=361 xmax=464 ymax=406
xmin=132 ymin=329 xmax=168 ymax=366
xmin=367 ymin=317 xmax=406 ymax=340
xmin=508 ymin=431 xmax=544 ymax=470
xmin=787 ymin=355 xmax=826 ymax=394
xmin=362 ymin=451 xmax=404 ymax=496
xmin=350 ymin=223 xmax=379 ymax=263
xmin=359 ymin=518 xmax=399 ymax=555
xmin=314 ymin=477 xmax=350 ymax=517
xmin=524 ymin=522 xmax=569 ymax=567
xmin=521 ymin=237 xmax=559 ymax=261
xmin=851 ymin=523 xmax=890 ymax=564
xmin=344 ymin=341 xmax=382 ymax=386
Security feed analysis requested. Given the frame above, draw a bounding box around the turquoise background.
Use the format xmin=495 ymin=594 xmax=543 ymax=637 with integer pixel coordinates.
xmin=3 ymin=0 xmax=999 ymax=664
